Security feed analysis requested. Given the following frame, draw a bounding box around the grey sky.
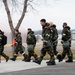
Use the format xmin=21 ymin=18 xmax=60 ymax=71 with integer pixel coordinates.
xmin=0 ymin=0 xmax=75 ymax=32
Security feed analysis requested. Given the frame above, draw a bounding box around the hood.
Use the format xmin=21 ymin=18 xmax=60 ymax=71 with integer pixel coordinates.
xmin=31 ymin=31 xmax=34 ymax=34
xmin=65 ymin=26 xmax=70 ymax=30
xmin=42 ymin=23 xmax=49 ymax=29
xmin=50 ymin=24 xmax=56 ymax=28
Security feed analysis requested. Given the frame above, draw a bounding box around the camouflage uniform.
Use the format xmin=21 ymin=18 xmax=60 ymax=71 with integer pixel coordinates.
xmin=26 ymin=31 xmax=38 ymax=62
xmin=0 ymin=30 xmax=9 ymax=62
xmin=50 ymin=25 xmax=58 ymax=55
xmin=61 ymin=26 xmax=73 ymax=62
xmin=47 ymin=24 xmax=62 ymax=63
xmin=34 ymin=23 xmax=55 ymax=65
xmin=10 ymin=32 xmax=27 ymax=61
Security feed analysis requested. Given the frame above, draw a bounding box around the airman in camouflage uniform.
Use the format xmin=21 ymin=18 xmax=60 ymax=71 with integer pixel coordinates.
xmin=61 ymin=23 xmax=73 ymax=62
xmin=25 ymin=28 xmax=38 ymax=62
xmin=46 ymin=22 xmax=62 ymax=63
xmin=49 ymin=22 xmax=58 ymax=55
xmin=0 ymin=30 xmax=9 ymax=62
xmin=33 ymin=19 xmax=55 ymax=65
xmin=10 ymin=29 xmax=27 ymax=61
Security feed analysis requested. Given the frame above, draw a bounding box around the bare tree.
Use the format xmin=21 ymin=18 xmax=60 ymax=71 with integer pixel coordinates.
xmin=3 ymin=0 xmax=28 ymax=35
xmin=2 ymin=0 xmax=28 ymax=57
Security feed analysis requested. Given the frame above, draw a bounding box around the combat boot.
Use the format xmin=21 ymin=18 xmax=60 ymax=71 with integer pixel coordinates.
xmin=10 ymin=56 xmax=17 ymax=61
xmin=66 ymin=60 xmax=73 ymax=62
xmin=1 ymin=52 xmax=9 ymax=62
xmin=22 ymin=54 xmax=28 ymax=61
xmin=66 ymin=57 xmax=73 ymax=63
xmin=33 ymin=60 xmax=41 ymax=65
xmin=6 ymin=57 xmax=9 ymax=62
xmin=46 ymin=60 xmax=51 ymax=64
xmin=10 ymin=58 xmax=15 ymax=61
xmin=25 ymin=55 xmax=31 ymax=62
xmin=25 ymin=59 xmax=30 ymax=62
xmin=57 ymin=54 xmax=62 ymax=62
xmin=47 ymin=61 xmax=56 ymax=65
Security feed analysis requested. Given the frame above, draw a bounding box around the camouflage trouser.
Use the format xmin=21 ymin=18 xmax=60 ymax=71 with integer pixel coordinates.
xmin=38 ymin=41 xmax=55 ymax=62
xmin=13 ymin=45 xmax=26 ymax=58
xmin=0 ymin=46 xmax=9 ymax=59
xmin=27 ymin=45 xmax=38 ymax=61
xmin=12 ymin=45 xmax=27 ymax=60
xmin=62 ymin=48 xmax=73 ymax=59
xmin=62 ymin=41 xmax=73 ymax=59
xmin=53 ymin=40 xmax=58 ymax=55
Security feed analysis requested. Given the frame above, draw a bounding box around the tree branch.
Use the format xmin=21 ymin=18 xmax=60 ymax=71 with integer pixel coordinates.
xmin=15 ymin=0 xmax=28 ymax=29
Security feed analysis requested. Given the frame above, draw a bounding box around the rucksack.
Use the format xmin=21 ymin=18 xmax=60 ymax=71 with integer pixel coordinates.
xmin=2 ymin=35 xmax=7 ymax=45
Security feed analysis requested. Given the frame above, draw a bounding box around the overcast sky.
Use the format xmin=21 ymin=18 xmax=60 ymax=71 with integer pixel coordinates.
xmin=0 ymin=0 xmax=75 ymax=32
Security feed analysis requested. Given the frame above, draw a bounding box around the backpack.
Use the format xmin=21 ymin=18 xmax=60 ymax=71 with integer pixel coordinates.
xmin=2 ymin=35 xmax=7 ymax=45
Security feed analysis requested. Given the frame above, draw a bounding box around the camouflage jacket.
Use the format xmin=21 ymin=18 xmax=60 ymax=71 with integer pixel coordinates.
xmin=62 ymin=26 xmax=71 ymax=41
xmin=50 ymin=25 xmax=58 ymax=41
xmin=42 ymin=26 xmax=53 ymax=41
xmin=15 ymin=33 xmax=22 ymax=45
xmin=42 ymin=23 xmax=50 ymax=39
xmin=26 ymin=31 xmax=36 ymax=45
